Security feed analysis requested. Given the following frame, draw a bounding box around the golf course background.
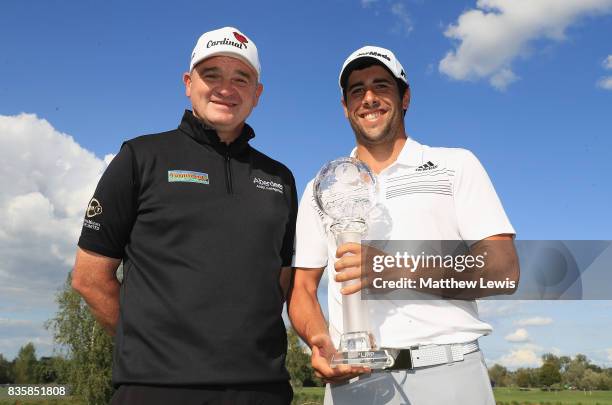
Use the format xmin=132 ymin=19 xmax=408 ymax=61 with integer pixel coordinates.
xmin=2 ymin=386 xmax=612 ymax=405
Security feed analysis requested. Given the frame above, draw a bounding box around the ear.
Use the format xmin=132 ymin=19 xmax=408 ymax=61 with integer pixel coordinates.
xmin=183 ymin=72 xmax=192 ymax=97
xmin=252 ymin=83 xmax=264 ymax=107
xmin=341 ymin=98 xmax=349 ymax=119
xmin=402 ymin=86 xmax=411 ymax=111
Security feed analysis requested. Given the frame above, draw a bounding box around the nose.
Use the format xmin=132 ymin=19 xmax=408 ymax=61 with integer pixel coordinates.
xmin=362 ymin=88 xmax=379 ymax=108
xmin=214 ymin=78 xmax=236 ymax=98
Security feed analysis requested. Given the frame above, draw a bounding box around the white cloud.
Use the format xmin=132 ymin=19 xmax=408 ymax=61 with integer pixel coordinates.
xmin=391 ymin=2 xmax=414 ymax=36
xmin=597 ymin=76 xmax=612 ymax=90
xmin=490 ymin=68 xmax=519 ymax=91
xmin=0 ymin=317 xmax=53 ymax=360
xmin=478 ymin=300 xmax=523 ymax=319
xmin=505 ymin=328 xmax=530 ymax=343
xmin=496 ymin=347 xmax=543 ymax=368
xmin=596 ymin=55 xmax=612 ymax=89
xmin=515 ymin=316 xmax=553 ymax=326
xmin=361 ymin=0 xmax=414 ymax=36
xmin=0 ymin=113 xmax=109 ymax=357
xmin=439 ymin=0 xmax=612 ymax=90
xmin=103 ymin=153 xmax=116 ymax=165
xmin=0 ymin=336 xmax=54 ymax=360
xmin=606 ymin=348 xmax=612 ymax=362
xmin=0 ymin=318 xmax=35 ymax=327
xmin=361 ymin=0 xmax=378 ymax=7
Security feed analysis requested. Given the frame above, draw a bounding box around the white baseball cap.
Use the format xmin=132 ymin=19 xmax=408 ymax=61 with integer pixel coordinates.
xmin=339 ymin=45 xmax=408 ymax=91
xmin=190 ymin=26 xmax=261 ymax=80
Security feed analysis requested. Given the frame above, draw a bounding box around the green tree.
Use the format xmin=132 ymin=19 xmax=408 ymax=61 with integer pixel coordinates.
xmin=286 ymin=328 xmax=316 ymax=388
xmin=598 ymin=371 xmax=612 ymax=390
xmin=0 ymin=353 xmax=13 ymax=383
xmin=13 ymin=342 xmax=38 ymax=383
xmin=539 ymin=361 xmax=561 ymax=388
xmin=579 ymin=369 xmax=600 ymax=392
xmin=574 ymin=354 xmax=589 ymax=365
xmin=541 ymin=353 xmax=561 ymax=371
xmin=559 ymin=355 xmax=571 ymax=373
xmin=515 ymin=368 xmax=532 ymax=388
xmin=488 ymin=364 xmax=509 ymax=387
xmin=35 ymin=356 xmax=68 ymax=383
xmin=47 ymin=273 xmax=114 ymax=405
xmin=562 ymin=354 xmax=589 ymax=388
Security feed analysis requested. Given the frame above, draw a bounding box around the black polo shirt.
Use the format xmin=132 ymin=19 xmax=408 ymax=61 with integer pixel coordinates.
xmin=78 ymin=110 xmax=297 ymax=386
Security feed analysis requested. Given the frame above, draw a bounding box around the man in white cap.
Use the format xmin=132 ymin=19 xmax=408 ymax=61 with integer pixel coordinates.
xmin=72 ymin=27 xmax=297 ymax=404
xmin=289 ymin=46 xmax=519 ymax=404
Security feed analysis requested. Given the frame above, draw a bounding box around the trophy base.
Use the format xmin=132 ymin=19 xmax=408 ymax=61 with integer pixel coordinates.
xmin=330 ymin=331 xmax=396 ymax=369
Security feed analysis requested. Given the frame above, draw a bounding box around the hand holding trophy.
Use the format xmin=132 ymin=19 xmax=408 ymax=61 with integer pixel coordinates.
xmin=314 ymin=157 xmax=395 ymax=369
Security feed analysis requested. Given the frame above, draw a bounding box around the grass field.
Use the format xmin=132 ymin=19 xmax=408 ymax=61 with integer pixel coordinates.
xmin=493 ymin=387 xmax=612 ymax=405
xmin=292 ymin=387 xmax=612 ymax=405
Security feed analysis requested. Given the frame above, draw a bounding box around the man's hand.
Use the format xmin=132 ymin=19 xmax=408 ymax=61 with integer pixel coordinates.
xmin=334 ymin=243 xmax=383 ymax=295
xmin=310 ymin=334 xmax=370 ymax=384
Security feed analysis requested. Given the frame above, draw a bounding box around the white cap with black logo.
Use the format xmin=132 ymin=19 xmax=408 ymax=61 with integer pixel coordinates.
xmin=339 ymin=45 xmax=407 ymax=91
xmin=190 ymin=26 xmax=261 ymax=81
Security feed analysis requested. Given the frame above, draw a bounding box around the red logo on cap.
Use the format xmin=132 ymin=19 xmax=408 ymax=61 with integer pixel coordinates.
xmin=233 ymin=32 xmax=248 ymax=45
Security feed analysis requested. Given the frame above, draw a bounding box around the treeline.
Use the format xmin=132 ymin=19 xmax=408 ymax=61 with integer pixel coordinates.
xmin=0 ymin=343 xmax=69 ymax=384
xmin=0 ymin=332 xmax=318 ymax=404
xmin=0 ymin=275 xmax=320 ymax=404
xmin=0 ymin=329 xmax=318 ymax=387
xmin=489 ymin=353 xmax=612 ymax=391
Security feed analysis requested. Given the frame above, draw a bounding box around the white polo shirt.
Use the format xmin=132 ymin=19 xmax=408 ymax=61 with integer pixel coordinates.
xmin=293 ymin=137 xmax=515 ymax=348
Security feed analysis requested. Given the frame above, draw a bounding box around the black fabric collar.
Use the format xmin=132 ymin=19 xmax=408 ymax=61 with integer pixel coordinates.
xmin=178 ymin=110 xmax=255 ymax=154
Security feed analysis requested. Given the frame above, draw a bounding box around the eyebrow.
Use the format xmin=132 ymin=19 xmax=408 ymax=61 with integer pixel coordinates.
xmin=347 ymin=77 xmax=394 ymax=93
xmin=234 ymin=69 xmax=253 ymax=80
xmin=199 ymin=67 xmax=221 ymax=75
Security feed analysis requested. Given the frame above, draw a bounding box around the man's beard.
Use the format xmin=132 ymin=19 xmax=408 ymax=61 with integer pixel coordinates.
xmin=348 ymin=106 xmax=402 ymax=146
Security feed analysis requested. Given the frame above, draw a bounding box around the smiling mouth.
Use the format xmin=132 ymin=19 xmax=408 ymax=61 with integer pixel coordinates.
xmin=359 ymin=110 xmax=387 ymax=122
xmin=211 ymin=100 xmax=237 ymax=108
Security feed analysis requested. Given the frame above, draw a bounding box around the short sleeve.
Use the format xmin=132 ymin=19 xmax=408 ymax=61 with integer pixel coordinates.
xmin=292 ymin=180 xmax=329 ymax=269
xmin=78 ymin=143 xmax=138 ymax=259
xmin=280 ymin=172 xmax=298 ymax=267
xmin=453 ymin=150 xmax=515 ymax=242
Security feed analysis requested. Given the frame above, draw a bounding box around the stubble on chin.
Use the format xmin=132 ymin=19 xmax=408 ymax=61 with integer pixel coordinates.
xmin=349 ymin=110 xmax=400 ymax=146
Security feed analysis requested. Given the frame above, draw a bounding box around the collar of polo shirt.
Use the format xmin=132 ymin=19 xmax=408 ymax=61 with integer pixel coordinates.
xmin=351 ymin=137 xmax=424 ymax=168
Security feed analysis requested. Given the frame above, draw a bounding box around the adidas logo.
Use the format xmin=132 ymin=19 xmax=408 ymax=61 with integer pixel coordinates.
xmin=416 ymin=161 xmax=438 ymax=172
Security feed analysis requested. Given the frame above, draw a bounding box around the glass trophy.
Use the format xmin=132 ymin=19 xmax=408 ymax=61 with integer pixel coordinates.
xmin=313 ymin=157 xmax=395 ymax=369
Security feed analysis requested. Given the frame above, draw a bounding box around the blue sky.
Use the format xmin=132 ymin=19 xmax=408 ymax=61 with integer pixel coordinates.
xmin=1 ymin=0 xmax=611 ymax=367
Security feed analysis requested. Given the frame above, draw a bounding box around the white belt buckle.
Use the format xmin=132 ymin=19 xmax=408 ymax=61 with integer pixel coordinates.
xmin=449 ymin=344 xmax=465 ymax=362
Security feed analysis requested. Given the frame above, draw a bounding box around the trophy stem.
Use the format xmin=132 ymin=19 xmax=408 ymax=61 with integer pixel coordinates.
xmin=335 ymin=230 xmax=369 ymax=334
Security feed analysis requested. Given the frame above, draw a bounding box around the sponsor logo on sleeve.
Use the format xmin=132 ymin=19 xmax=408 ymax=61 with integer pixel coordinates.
xmin=83 ymin=198 xmax=102 ymax=231
xmin=83 ymin=218 xmax=100 ymax=231
xmin=86 ymin=198 xmax=103 ymax=218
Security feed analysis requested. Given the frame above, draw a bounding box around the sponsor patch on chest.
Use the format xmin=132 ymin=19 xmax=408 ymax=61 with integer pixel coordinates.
xmin=168 ymin=170 xmax=209 ymax=184
xmin=253 ymin=177 xmax=284 ymax=194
